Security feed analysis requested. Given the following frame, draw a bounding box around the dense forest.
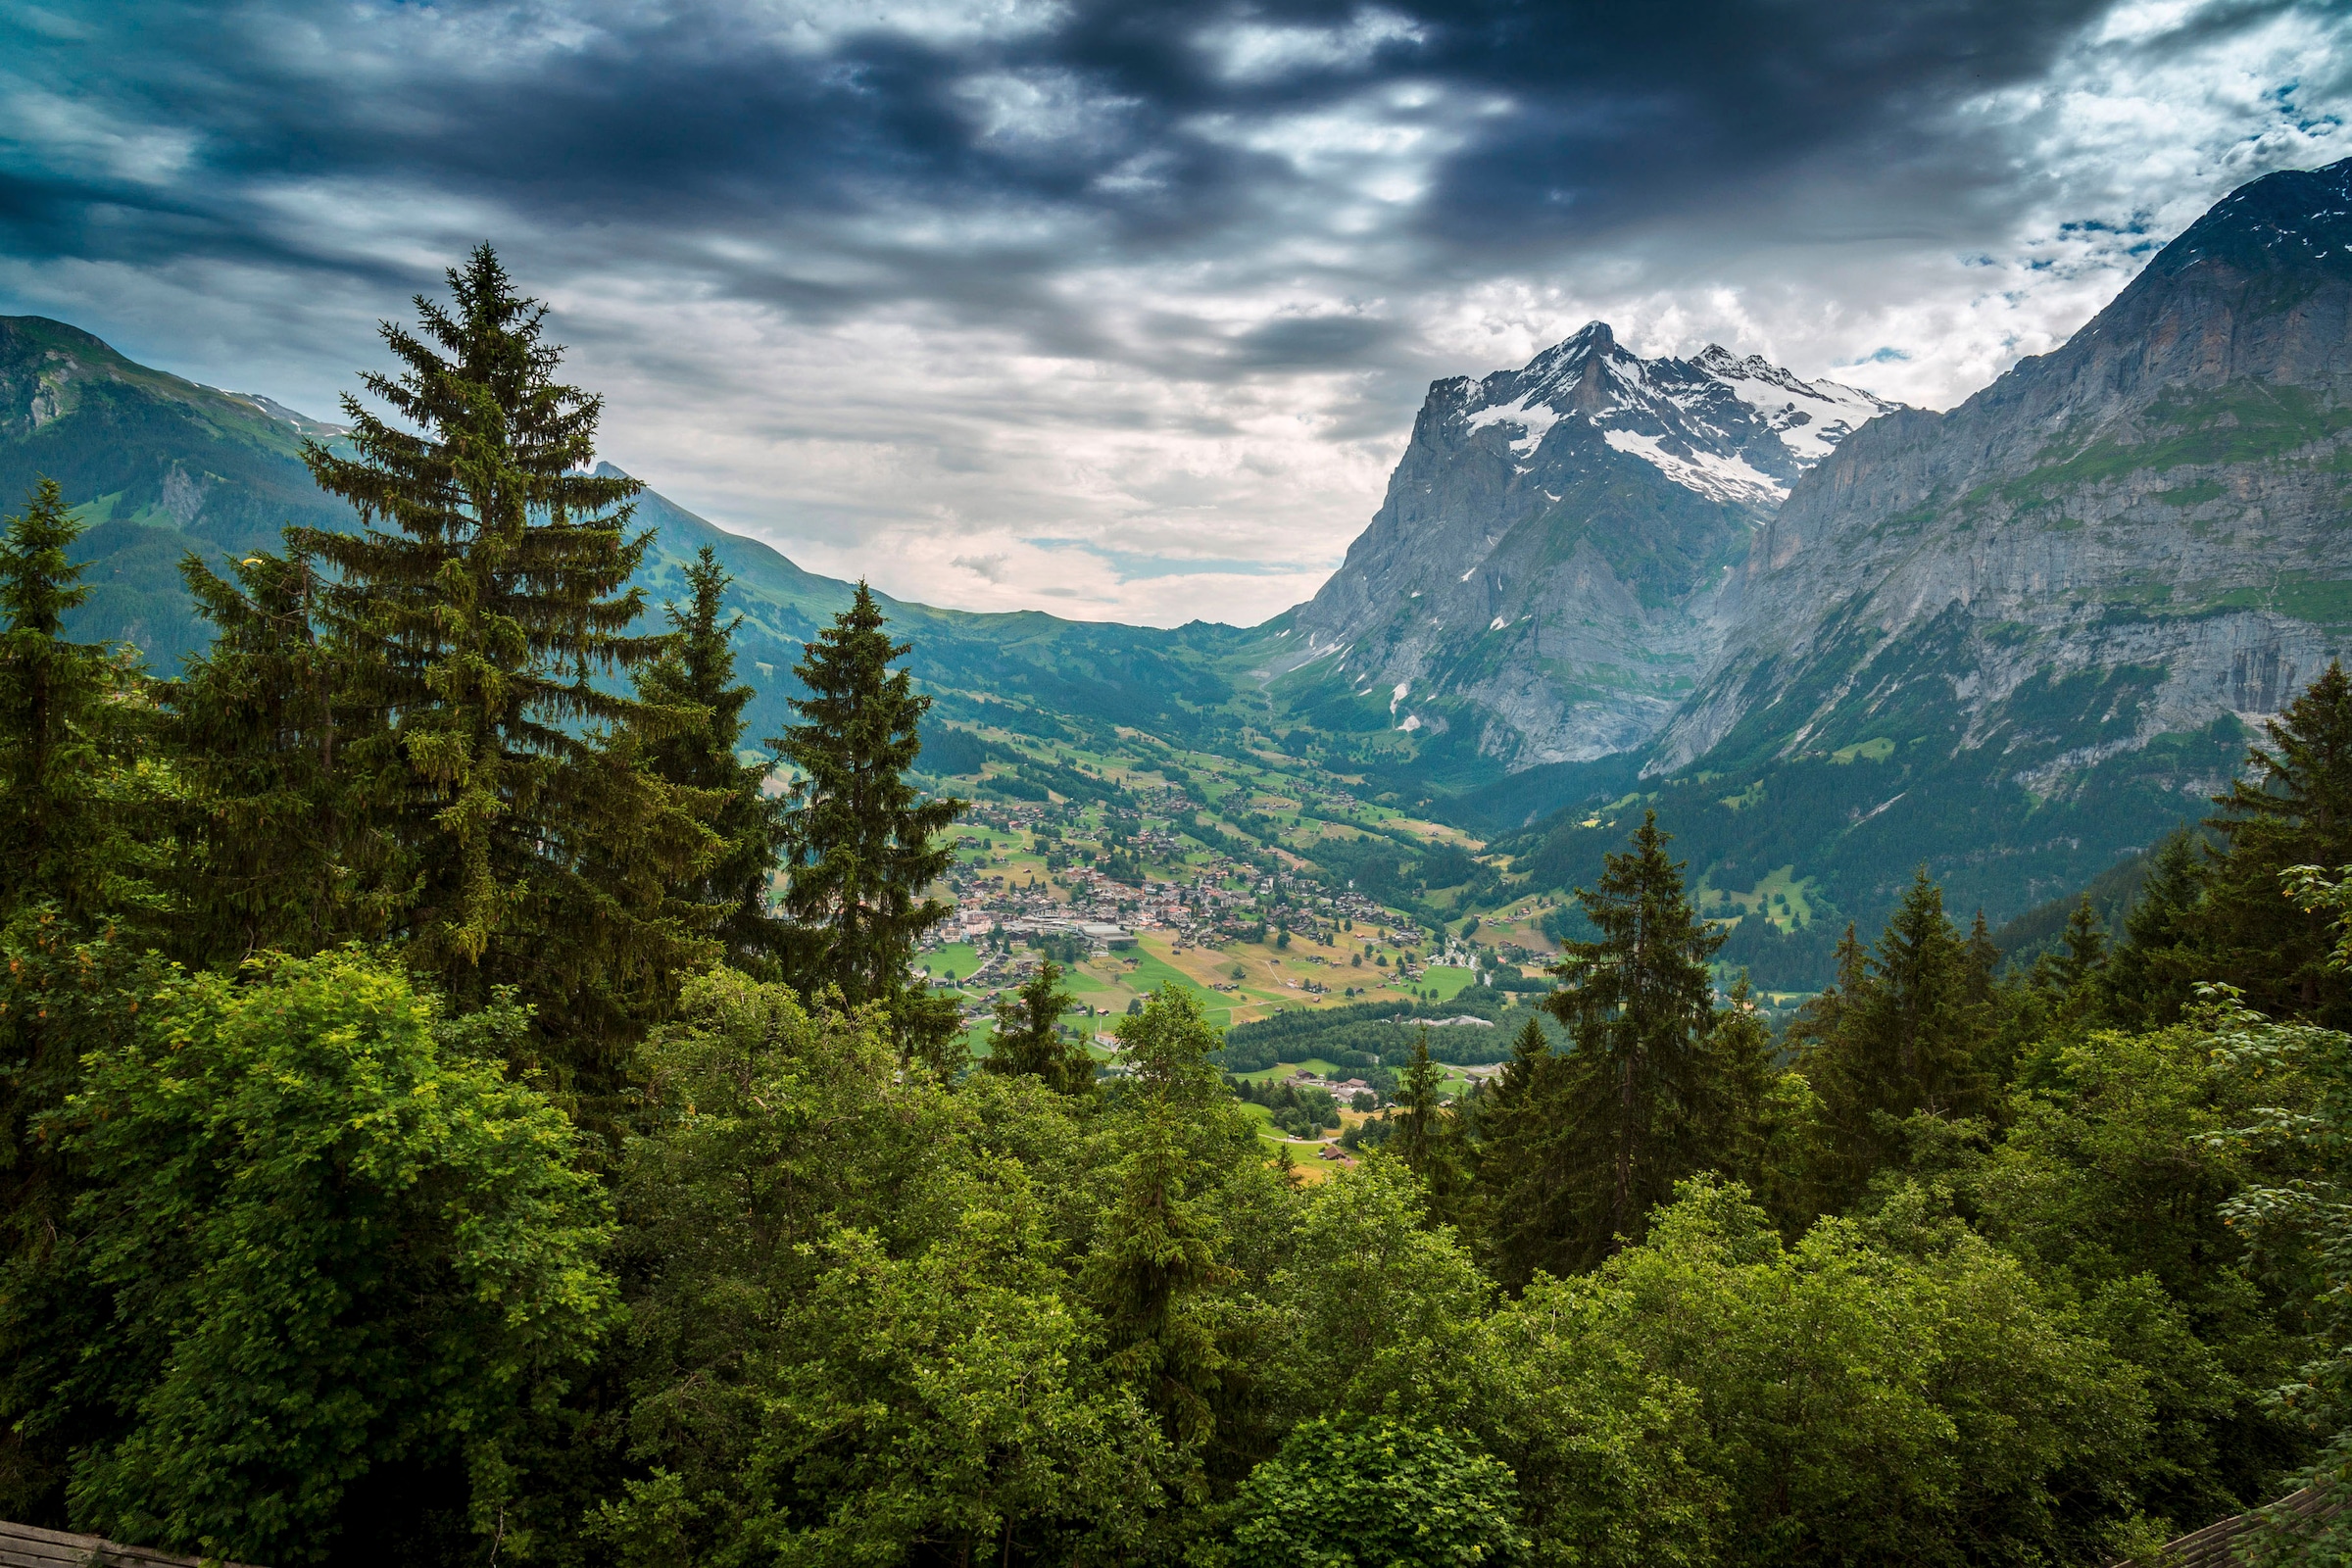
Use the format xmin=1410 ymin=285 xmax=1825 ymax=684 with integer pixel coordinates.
xmin=6 ymin=251 xmax=2352 ymax=1568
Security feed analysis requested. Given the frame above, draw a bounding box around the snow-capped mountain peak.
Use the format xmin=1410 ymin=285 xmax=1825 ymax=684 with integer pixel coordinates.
xmin=1448 ymin=325 xmax=1901 ymax=509
xmin=1689 ymin=343 xmax=1897 ymax=462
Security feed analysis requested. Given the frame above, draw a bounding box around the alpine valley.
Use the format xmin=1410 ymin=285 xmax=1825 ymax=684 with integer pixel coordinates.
xmin=8 ymin=155 xmax=2351 ymax=989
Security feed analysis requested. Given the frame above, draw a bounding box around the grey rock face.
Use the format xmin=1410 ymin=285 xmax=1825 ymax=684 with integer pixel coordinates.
xmin=1655 ymin=156 xmax=2352 ymax=782
xmin=1275 ymin=323 xmax=1895 ymax=768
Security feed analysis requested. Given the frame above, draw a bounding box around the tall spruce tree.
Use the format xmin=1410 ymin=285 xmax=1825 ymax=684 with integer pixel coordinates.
xmin=634 ymin=546 xmax=789 ymax=976
xmin=985 ymin=959 xmax=1094 ymax=1095
xmin=1394 ymin=1028 xmax=1446 ymax=1176
xmin=2198 ymin=661 xmax=2352 ymax=1028
xmin=295 ymin=245 xmax=710 ymax=1088
xmin=0 ymin=481 xmax=159 ymax=1492
xmin=1391 ymin=1026 xmax=1474 ymax=1229
xmin=1516 ymin=811 xmax=1727 ymax=1271
xmin=163 ymin=542 xmax=368 ymax=964
xmin=2025 ymin=896 xmax=2110 ymax=1025
xmin=1695 ymin=973 xmax=1776 ymax=1191
xmin=769 ymin=583 xmax=963 ymax=1064
xmin=1086 ymin=987 xmax=1236 ymax=1451
xmin=0 ymin=478 xmax=149 ymax=926
xmin=1476 ymin=1015 xmax=1571 ymax=1286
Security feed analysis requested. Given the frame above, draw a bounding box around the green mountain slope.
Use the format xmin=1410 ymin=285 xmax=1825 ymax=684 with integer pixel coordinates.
xmin=0 ymin=317 xmax=1290 ymax=771
xmin=0 ymin=316 xmax=357 ymax=657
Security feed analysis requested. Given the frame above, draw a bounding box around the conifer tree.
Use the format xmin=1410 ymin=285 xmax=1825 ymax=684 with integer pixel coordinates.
xmin=2198 ymin=661 xmax=2352 ymax=1027
xmin=633 ymin=546 xmax=788 ymax=975
xmin=1530 ymin=811 xmax=1726 ymax=1267
xmin=0 ymin=478 xmax=148 ymax=925
xmin=1476 ymin=1015 xmax=1570 ymax=1286
xmin=2031 ymin=897 xmax=2109 ymax=1001
xmin=295 ymin=246 xmax=708 ymax=1087
xmin=770 ymin=583 xmax=964 ymax=1064
xmin=2102 ymin=829 xmax=2208 ymax=1029
xmin=163 ymin=542 xmax=365 ymax=964
xmin=1795 ymin=868 xmax=1999 ymax=1206
xmin=1391 ymin=1025 xmax=1476 ymax=1230
xmin=984 ymin=958 xmax=1094 ymax=1095
xmin=1087 ymin=988 xmax=1235 ymax=1448
xmin=1394 ymin=1027 xmax=1446 ymax=1176
xmin=1695 ymin=972 xmax=1776 ymax=1189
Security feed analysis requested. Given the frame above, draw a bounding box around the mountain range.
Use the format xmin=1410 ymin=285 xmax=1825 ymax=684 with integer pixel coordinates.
xmin=7 ymin=154 xmax=2350 ymax=984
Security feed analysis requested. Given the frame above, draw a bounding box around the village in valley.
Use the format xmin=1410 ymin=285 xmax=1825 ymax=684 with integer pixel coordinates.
xmin=897 ymin=725 xmax=1571 ymax=1176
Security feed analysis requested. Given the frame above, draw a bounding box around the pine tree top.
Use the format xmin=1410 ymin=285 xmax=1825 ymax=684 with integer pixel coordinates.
xmin=1 ymin=478 xmax=92 ymax=638
xmin=2216 ymin=659 xmax=2350 ymax=837
xmin=299 ymin=244 xmax=659 ymax=740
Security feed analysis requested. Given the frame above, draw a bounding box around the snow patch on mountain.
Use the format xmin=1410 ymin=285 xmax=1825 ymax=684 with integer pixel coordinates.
xmin=1446 ymin=323 xmax=1903 ymax=514
xmin=1276 ymin=320 xmax=1911 ymax=772
xmin=1462 ymin=391 xmax=1563 ymax=455
xmin=1601 ymin=428 xmax=1786 ymax=508
xmin=1690 ymin=345 xmax=1895 ymax=462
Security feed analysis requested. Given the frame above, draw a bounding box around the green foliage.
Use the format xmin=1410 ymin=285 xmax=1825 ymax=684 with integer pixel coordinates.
xmin=1488 ymin=813 xmax=1727 ymax=1274
xmin=2102 ymin=828 xmax=2211 ymax=1029
xmin=2207 ymin=988 xmax=2352 ymax=1469
xmin=1265 ymin=1154 xmax=1490 ymax=1422
xmin=1528 ymin=1178 xmax=2156 ymax=1568
xmin=1230 ymin=1417 xmax=1526 ymax=1568
xmin=1091 ymin=988 xmax=1250 ymax=1454
xmin=987 ymin=958 xmax=1097 ymax=1096
xmin=1791 ymin=873 xmax=2001 ymax=1208
xmin=772 ymin=582 xmax=964 ymax=1065
xmin=1966 ymin=1018 xmax=2307 ymax=1520
xmin=16 ymin=949 xmax=614 ymax=1564
xmin=2197 ymin=661 xmax=2352 ymax=1029
xmin=607 ymin=968 xmax=1175 ymax=1566
xmin=0 ymin=477 xmax=155 ymax=927
xmin=162 ymin=541 xmax=368 ymax=963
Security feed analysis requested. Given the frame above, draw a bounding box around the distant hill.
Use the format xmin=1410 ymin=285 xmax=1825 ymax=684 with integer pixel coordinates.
xmin=0 ymin=317 xmax=1262 ymax=755
xmin=0 ymin=315 xmax=359 ymax=659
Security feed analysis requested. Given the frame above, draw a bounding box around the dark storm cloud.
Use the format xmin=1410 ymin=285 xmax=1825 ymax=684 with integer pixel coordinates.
xmin=4 ymin=0 xmax=2346 ymax=624
xmin=2 ymin=0 xmax=2121 ymax=352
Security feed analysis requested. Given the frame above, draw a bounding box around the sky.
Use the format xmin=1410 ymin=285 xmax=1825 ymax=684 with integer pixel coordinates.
xmin=3 ymin=1 xmax=2349 ymax=627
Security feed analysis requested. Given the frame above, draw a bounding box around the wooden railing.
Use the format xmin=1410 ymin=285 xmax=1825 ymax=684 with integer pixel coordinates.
xmin=0 ymin=1520 xmax=263 ymax=1568
xmin=2130 ymin=1487 xmax=2336 ymax=1567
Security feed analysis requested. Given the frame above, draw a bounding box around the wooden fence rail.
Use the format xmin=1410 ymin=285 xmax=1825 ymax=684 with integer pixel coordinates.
xmin=0 ymin=1520 xmax=263 ymax=1568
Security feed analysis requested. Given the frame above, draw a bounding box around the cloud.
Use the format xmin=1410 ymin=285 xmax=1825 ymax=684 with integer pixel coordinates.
xmin=0 ymin=0 xmax=2347 ymax=625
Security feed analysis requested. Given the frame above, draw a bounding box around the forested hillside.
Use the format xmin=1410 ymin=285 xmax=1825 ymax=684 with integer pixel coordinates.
xmin=8 ymin=245 xmax=2352 ymax=1568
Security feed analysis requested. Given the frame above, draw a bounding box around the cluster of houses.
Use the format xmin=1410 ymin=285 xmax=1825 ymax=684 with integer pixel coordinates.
xmin=941 ymin=851 xmax=1427 ymax=962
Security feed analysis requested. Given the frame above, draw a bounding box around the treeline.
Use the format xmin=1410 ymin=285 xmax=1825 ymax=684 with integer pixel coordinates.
xmin=1216 ymin=991 xmax=1522 ymax=1073
xmin=1355 ymin=664 xmax=2352 ymax=1562
xmin=1306 ymin=827 xmax=1495 ymax=921
xmin=5 ymin=246 xmax=2352 ymax=1568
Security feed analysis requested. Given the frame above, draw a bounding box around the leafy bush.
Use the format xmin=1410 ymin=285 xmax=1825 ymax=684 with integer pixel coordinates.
xmin=1230 ymin=1418 xmax=1525 ymax=1568
xmin=23 ymin=951 xmax=615 ymax=1564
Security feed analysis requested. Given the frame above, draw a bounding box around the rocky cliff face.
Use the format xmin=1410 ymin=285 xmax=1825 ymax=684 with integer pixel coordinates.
xmin=1264 ymin=324 xmax=1893 ymax=772
xmin=1655 ymin=156 xmax=2352 ymax=785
